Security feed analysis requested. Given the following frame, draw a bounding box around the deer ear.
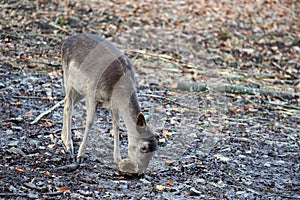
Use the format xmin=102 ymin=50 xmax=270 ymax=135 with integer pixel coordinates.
xmin=136 ymin=112 xmax=146 ymax=127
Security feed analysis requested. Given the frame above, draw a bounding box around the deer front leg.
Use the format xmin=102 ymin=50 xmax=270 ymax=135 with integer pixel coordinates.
xmin=61 ymin=93 xmax=74 ymax=154
xmin=77 ymin=98 xmax=96 ymax=164
xmin=112 ymin=110 xmax=121 ymax=163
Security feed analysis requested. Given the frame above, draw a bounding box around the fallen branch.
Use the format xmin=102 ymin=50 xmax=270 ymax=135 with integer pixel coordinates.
xmin=176 ymin=81 xmax=300 ymax=99
xmin=31 ymin=99 xmax=64 ymax=125
xmin=128 ymin=49 xmax=197 ymax=70
xmin=55 ymin=162 xmax=80 ymax=172
xmin=175 ymin=82 xmax=207 ymax=92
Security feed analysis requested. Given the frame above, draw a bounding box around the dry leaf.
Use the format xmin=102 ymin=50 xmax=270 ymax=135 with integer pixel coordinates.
xmin=44 ymin=120 xmax=53 ymax=127
xmin=99 ymin=188 xmax=105 ymax=193
xmin=164 ymin=161 xmax=175 ymax=166
xmin=190 ymin=157 xmax=196 ymax=163
xmin=15 ymin=168 xmax=25 ymax=173
xmin=13 ymin=102 xmax=22 ymax=107
xmin=48 ymin=134 xmax=54 ymax=141
xmin=48 ymin=144 xmax=56 ymax=149
xmin=20 ymin=55 xmax=30 ymax=61
xmin=58 ymin=186 xmax=71 ymax=194
xmin=230 ymin=109 xmax=237 ymax=115
xmin=74 ymin=130 xmax=81 ymax=136
xmin=45 ymin=171 xmax=54 ymax=177
xmin=166 ymin=179 xmax=174 ymax=186
xmin=162 ymin=129 xmax=169 ymax=134
xmin=48 ymin=70 xmax=62 ymax=79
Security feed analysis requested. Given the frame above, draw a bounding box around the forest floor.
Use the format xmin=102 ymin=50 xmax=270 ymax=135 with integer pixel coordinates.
xmin=0 ymin=0 xmax=299 ymax=199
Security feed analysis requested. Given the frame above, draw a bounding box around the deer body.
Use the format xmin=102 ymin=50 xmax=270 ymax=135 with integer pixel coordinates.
xmin=61 ymin=34 xmax=156 ymax=173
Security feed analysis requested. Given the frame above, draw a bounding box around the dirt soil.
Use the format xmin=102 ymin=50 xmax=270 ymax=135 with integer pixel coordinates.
xmin=0 ymin=0 xmax=299 ymax=199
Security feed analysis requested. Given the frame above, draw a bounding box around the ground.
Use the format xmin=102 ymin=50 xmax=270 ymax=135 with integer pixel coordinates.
xmin=0 ymin=0 xmax=299 ymax=199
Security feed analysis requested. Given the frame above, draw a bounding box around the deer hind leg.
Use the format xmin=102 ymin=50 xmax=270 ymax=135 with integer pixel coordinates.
xmin=77 ymin=96 xmax=96 ymax=163
xmin=61 ymin=88 xmax=83 ymax=155
xmin=111 ymin=109 xmax=121 ymax=163
xmin=61 ymin=88 xmax=74 ymax=154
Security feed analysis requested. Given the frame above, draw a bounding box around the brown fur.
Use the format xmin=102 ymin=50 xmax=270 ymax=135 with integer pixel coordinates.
xmin=61 ymin=34 xmax=157 ymax=173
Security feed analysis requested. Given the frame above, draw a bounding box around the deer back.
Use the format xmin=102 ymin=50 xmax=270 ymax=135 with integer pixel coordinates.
xmin=61 ymin=34 xmax=135 ymax=105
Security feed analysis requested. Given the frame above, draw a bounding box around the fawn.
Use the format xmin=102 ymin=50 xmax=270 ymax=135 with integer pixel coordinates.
xmin=61 ymin=34 xmax=157 ymax=174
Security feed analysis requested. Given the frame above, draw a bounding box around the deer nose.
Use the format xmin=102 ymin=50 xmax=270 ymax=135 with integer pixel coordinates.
xmin=118 ymin=158 xmax=139 ymax=175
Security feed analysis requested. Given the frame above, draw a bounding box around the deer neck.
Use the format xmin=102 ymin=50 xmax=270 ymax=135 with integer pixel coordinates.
xmin=119 ymin=92 xmax=141 ymax=139
xmin=110 ymin=69 xmax=142 ymax=138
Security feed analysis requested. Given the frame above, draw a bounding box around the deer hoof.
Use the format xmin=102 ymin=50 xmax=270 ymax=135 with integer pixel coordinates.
xmin=114 ymin=156 xmax=121 ymax=163
xmin=62 ymin=143 xmax=74 ymax=155
xmin=76 ymin=156 xmax=84 ymax=164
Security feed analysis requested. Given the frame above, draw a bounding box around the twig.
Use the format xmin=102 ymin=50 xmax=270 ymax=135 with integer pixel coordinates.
xmin=12 ymin=96 xmax=50 ymax=99
xmin=280 ymin=130 xmax=298 ymax=144
xmin=140 ymin=93 xmax=201 ymax=111
xmin=30 ymin=60 xmax=61 ymax=68
xmin=1 ymin=29 xmax=66 ymax=38
xmin=0 ymin=193 xmax=27 ymax=197
xmin=128 ymin=49 xmax=197 ymax=70
xmin=55 ymin=162 xmax=80 ymax=172
xmin=48 ymin=22 xmax=69 ymax=34
xmin=0 ymin=2 xmax=20 ymax=9
xmin=31 ymin=99 xmax=64 ymax=125
xmin=272 ymin=62 xmax=299 ymax=79
xmin=42 ymin=191 xmax=64 ymax=196
xmin=141 ymin=94 xmax=183 ymax=107
xmin=267 ymin=101 xmax=300 ymax=110
xmin=23 ymin=182 xmax=47 ymax=192
xmin=176 ymin=81 xmax=300 ymax=99
xmin=226 ymin=184 xmax=260 ymax=195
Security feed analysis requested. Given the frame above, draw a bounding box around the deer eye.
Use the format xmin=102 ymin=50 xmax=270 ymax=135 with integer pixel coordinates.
xmin=140 ymin=144 xmax=148 ymax=153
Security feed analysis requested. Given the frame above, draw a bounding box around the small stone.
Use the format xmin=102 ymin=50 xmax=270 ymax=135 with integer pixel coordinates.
xmin=0 ymin=82 xmax=5 ymax=88
xmin=264 ymin=162 xmax=271 ymax=167
xmin=140 ymin=178 xmax=151 ymax=185
xmin=242 ymin=179 xmax=253 ymax=186
xmin=217 ymin=180 xmax=225 ymax=187
xmin=189 ymin=187 xmax=201 ymax=196
xmin=195 ymin=178 xmax=206 ymax=184
xmin=236 ymin=191 xmax=246 ymax=195
xmin=214 ymin=154 xmax=230 ymax=162
xmin=10 ymin=147 xmax=26 ymax=156
xmin=293 ymin=46 xmax=300 ymax=54
xmin=70 ymin=193 xmax=82 ymax=199
xmin=159 ymin=138 xmax=166 ymax=143
xmin=262 ymin=155 xmax=268 ymax=159
xmin=27 ymin=192 xmax=39 ymax=199
xmin=274 ymin=160 xmax=285 ymax=166
xmin=12 ymin=126 xmax=22 ymax=131
xmin=245 ymin=150 xmax=252 ymax=154
xmin=8 ymin=140 xmax=19 ymax=147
